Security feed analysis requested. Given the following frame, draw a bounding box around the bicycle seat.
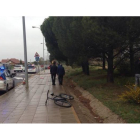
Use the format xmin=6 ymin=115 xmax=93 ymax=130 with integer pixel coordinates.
xmin=51 ymin=93 xmax=54 ymax=96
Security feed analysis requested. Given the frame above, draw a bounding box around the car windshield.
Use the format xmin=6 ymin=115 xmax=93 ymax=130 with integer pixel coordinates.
xmin=28 ymin=66 xmax=35 ymax=69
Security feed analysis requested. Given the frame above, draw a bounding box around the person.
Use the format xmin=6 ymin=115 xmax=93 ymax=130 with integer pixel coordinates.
xmin=57 ymin=64 xmax=65 ymax=85
xmin=57 ymin=63 xmax=61 ymax=80
xmin=135 ymin=57 xmax=140 ymax=88
xmin=50 ymin=61 xmax=57 ymax=85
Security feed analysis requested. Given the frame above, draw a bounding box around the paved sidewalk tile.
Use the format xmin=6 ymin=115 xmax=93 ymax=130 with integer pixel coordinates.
xmin=0 ymin=70 xmax=80 ymax=123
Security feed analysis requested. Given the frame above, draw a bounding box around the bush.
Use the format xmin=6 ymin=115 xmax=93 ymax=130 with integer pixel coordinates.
xmin=115 ymin=59 xmax=131 ymax=76
xmin=119 ymin=85 xmax=140 ymax=104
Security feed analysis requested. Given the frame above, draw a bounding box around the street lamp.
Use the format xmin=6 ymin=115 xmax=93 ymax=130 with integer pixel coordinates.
xmin=41 ymin=43 xmax=46 ymax=66
xmin=32 ymin=26 xmax=45 ymax=72
xmin=22 ymin=16 xmax=28 ymax=88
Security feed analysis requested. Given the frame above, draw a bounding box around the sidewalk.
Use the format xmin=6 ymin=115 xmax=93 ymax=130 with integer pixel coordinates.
xmin=0 ymin=70 xmax=80 ymax=123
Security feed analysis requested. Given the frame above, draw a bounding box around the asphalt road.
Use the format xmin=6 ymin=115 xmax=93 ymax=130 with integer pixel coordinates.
xmin=0 ymin=67 xmax=44 ymax=96
xmin=0 ymin=71 xmax=39 ymax=96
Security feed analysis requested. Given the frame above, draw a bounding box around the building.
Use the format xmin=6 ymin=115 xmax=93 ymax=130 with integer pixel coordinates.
xmin=1 ymin=58 xmax=24 ymax=66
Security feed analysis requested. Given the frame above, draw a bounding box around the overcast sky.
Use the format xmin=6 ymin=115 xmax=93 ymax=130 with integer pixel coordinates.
xmin=0 ymin=16 xmax=49 ymax=62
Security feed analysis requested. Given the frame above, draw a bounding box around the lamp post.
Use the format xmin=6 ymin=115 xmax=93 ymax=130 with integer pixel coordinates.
xmin=22 ymin=16 xmax=28 ymax=88
xmin=41 ymin=43 xmax=46 ymax=67
xmin=32 ymin=26 xmax=45 ymax=72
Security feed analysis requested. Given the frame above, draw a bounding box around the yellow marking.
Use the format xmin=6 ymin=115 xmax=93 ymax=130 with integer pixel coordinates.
xmin=71 ymin=106 xmax=80 ymax=123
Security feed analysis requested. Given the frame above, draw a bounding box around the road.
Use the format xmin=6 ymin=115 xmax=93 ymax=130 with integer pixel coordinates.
xmin=12 ymin=66 xmax=43 ymax=86
xmin=0 ymin=68 xmax=43 ymax=96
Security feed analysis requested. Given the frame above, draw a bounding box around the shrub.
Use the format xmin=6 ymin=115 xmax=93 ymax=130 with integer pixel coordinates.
xmin=115 ymin=59 xmax=131 ymax=76
xmin=119 ymin=85 xmax=140 ymax=104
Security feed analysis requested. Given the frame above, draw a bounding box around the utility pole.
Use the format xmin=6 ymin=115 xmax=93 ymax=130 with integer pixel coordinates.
xmin=22 ymin=16 xmax=28 ymax=88
xmin=43 ymin=37 xmax=45 ymax=72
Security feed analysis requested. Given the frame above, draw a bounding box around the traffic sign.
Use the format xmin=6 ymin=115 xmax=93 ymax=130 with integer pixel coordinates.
xmin=34 ymin=52 xmax=40 ymax=57
xmin=34 ymin=52 xmax=40 ymax=62
xmin=35 ymin=57 xmax=39 ymax=62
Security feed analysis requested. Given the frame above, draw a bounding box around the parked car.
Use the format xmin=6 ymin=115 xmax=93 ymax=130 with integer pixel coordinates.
xmin=45 ymin=65 xmax=50 ymax=69
xmin=0 ymin=66 xmax=15 ymax=92
xmin=28 ymin=65 xmax=37 ymax=73
xmin=0 ymin=64 xmax=16 ymax=77
xmin=14 ymin=65 xmax=25 ymax=72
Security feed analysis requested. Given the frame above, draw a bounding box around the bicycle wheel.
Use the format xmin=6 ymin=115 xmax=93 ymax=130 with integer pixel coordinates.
xmin=54 ymin=99 xmax=71 ymax=108
xmin=59 ymin=93 xmax=74 ymax=100
xmin=53 ymin=96 xmax=64 ymax=100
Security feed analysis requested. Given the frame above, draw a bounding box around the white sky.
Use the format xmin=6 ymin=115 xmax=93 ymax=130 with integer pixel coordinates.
xmin=0 ymin=16 xmax=49 ymax=62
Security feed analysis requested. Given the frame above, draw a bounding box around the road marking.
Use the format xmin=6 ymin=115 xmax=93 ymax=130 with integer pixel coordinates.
xmin=71 ymin=106 xmax=81 ymax=123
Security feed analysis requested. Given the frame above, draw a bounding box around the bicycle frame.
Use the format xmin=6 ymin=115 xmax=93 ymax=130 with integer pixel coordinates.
xmin=45 ymin=90 xmax=66 ymax=106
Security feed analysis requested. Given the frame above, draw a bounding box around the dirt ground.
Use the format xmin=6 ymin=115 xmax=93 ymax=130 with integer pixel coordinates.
xmin=63 ymin=78 xmax=125 ymax=123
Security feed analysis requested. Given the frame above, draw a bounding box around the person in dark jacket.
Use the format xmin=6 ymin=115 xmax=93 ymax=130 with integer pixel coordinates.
xmin=57 ymin=64 xmax=65 ymax=85
xmin=57 ymin=63 xmax=61 ymax=81
xmin=135 ymin=57 xmax=140 ymax=88
xmin=50 ymin=61 xmax=57 ymax=85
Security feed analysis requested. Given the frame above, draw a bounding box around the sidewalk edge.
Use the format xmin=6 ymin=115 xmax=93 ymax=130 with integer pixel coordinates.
xmin=71 ymin=106 xmax=81 ymax=123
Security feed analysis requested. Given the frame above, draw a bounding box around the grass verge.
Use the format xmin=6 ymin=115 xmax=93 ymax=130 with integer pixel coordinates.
xmin=64 ymin=66 xmax=140 ymax=123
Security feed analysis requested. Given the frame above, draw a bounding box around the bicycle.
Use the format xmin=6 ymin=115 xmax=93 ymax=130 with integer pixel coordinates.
xmin=45 ymin=90 xmax=74 ymax=108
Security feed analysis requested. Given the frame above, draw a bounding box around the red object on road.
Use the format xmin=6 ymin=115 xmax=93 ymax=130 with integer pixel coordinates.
xmin=22 ymin=78 xmax=25 ymax=85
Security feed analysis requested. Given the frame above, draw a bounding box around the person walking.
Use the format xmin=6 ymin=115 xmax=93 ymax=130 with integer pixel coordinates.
xmin=57 ymin=64 xmax=65 ymax=85
xmin=57 ymin=63 xmax=61 ymax=81
xmin=50 ymin=61 xmax=57 ymax=85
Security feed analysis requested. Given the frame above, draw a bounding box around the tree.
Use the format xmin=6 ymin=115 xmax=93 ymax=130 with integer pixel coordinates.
xmin=93 ymin=17 xmax=128 ymax=82
xmin=126 ymin=17 xmax=140 ymax=76
xmin=41 ymin=17 xmax=67 ymax=63
xmin=20 ymin=59 xmax=22 ymax=64
xmin=39 ymin=57 xmax=44 ymax=65
xmin=41 ymin=16 xmax=140 ymax=83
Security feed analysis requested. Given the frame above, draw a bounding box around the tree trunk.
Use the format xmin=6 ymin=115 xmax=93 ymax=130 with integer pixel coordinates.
xmin=102 ymin=52 xmax=106 ymax=70
xmin=129 ymin=44 xmax=135 ymax=76
xmin=84 ymin=60 xmax=90 ymax=75
xmin=107 ymin=49 xmax=114 ymax=83
xmin=81 ymin=61 xmax=85 ymax=73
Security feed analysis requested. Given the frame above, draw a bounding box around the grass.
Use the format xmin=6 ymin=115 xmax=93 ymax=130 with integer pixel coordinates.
xmin=65 ymin=65 xmax=140 ymax=123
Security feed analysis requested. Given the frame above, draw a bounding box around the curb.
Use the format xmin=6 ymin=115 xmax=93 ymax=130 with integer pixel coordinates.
xmin=72 ymin=80 xmax=125 ymax=123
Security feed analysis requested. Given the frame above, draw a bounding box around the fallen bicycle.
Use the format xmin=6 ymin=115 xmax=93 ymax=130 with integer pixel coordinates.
xmin=45 ymin=90 xmax=74 ymax=108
